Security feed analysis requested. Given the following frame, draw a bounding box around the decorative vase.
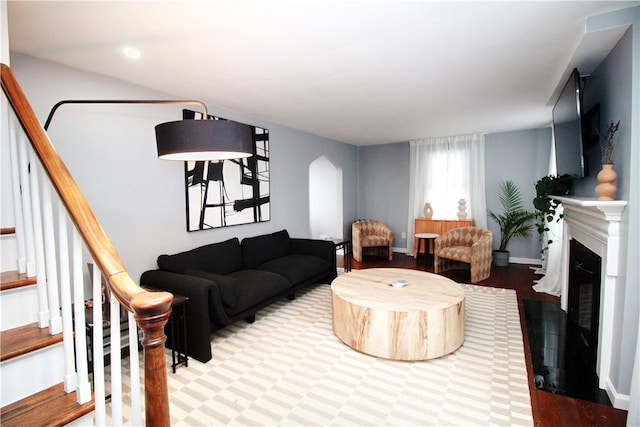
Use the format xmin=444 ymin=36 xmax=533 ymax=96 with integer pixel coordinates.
xmin=595 ymin=164 xmax=617 ymax=201
xmin=423 ymin=203 xmax=433 ymax=219
xmin=457 ymin=199 xmax=467 ymax=219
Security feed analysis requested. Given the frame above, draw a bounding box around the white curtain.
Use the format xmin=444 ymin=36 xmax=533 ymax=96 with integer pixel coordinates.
xmin=407 ymin=134 xmax=487 ymax=256
xmin=533 ymin=129 xmax=563 ymax=297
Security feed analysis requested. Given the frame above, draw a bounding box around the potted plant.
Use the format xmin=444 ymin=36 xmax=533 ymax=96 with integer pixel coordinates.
xmin=487 ymin=180 xmax=536 ymax=267
xmin=599 ymin=119 xmax=621 ymax=165
xmin=533 ymin=174 xmax=572 ymax=254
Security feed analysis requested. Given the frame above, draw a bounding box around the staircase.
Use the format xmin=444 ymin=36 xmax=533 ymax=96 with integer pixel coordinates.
xmin=1 ymin=228 xmax=93 ymax=425
xmin=1 ymin=63 xmax=172 ymax=426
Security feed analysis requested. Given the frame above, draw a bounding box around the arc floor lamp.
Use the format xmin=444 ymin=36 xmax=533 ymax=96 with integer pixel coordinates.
xmin=44 ymin=99 xmax=253 ymax=161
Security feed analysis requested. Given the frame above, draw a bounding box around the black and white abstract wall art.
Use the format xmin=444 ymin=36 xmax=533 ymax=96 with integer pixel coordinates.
xmin=183 ymin=109 xmax=270 ymax=231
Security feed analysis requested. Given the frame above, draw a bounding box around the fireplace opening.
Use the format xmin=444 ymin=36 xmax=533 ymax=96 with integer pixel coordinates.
xmin=524 ymin=238 xmax=611 ymax=405
xmin=567 ymin=238 xmax=602 ymax=379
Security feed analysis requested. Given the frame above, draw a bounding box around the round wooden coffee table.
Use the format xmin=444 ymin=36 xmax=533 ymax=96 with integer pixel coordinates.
xmin=331 ymin=268 xmax=465 ymax=361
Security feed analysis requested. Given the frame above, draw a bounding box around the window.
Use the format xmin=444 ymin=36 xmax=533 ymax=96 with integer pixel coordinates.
xmin=408 ymin=134 xmax=487 ymax=252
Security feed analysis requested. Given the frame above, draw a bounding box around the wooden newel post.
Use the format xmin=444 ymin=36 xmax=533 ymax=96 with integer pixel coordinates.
xmin=133 ymin=291 xmax=173 ymax=427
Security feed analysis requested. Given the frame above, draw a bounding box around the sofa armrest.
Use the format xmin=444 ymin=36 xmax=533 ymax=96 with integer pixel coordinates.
xmin=474 ymin=232 xmax=492 ymax=244
xmin=290 ymin=238 xmax=335 ymax=262
xmin=352 ymin=225 xmax=363 ymax=243
xmin=351 ymin=224 xmax=363 ymax=262
xmin=140 ymin=270 xmax=216 ymax=363
xmin=471 ymin=231 xmax=493 ymax=251
xmin=290 ymin=238 xmax=337 ymax=281
xmin=377 ymin=223 xmax=394 ymax=240
xmin=470 ymin=231 xmax=493 ymax=262
xmin=434 ymin=234 xmax=450 ymax=250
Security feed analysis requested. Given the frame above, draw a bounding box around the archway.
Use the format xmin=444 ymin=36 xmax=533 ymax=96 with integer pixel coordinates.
xmin=309 ymin=156 xmax=343 ymax=239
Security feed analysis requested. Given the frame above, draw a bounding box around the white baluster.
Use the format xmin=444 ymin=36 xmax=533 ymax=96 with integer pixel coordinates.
xmin=40 ymin=178 xmax=62 ymax=334
xmin=8 ymin=115 xmax=27 ymax=273
xmin=128 ymin=311 xmax=142 ymax=426
xmin=92 ymin=262 xmax=106 ymax=425
xmin=72 ymin=231 xmax=91 ymax=404
xmin=110 ymin=292 xmax=123 ymax=425
xmin=17 ymin=136 xmax=38 ymax=278
xmin=57 ymin=204 xmax=76 ymax=393
xmin=25 ymin=147 xmax=49 ymax=327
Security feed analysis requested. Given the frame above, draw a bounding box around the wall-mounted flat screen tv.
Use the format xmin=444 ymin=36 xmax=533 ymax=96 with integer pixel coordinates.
xmin=581 ymin=103 xmax=600 ymax=177
xmin=552 ymin=68 xmax=586 ymax=178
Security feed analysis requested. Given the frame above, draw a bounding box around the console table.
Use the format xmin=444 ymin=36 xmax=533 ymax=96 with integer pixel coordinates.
xmin=143 ymin=287 xmax=189 ymax=372
xmin=167 ymin=294 xmax=189 ymax=373
xmin=413 ymin=218 xmax=473 ymax=257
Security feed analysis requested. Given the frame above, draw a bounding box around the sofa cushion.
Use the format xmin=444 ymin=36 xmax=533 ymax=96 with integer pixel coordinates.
xmin=257 ymin=254 xmax=331 ymax=286
xmin=157 ymin=237 xmax=243 ymax=275
xmin=361 ymin=235 xmax=391 ymax=247
xmin=241 ymin=229 xmax=291 ymax=269
xmin=184 ymin=269 xmax=238 ymax=309
xmin=225 ymin=270 xmax=291 ymax=316
xmin=437 ymin=246 xmax=472 ymax=263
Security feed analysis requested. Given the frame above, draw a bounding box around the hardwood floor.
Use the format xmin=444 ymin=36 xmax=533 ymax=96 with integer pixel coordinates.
xmin=343 ymin=252 xmax=628 ymax=427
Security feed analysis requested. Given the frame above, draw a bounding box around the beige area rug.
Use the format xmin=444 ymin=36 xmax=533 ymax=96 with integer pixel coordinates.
xmin=156 ymin=283 xmax=533 ymax=426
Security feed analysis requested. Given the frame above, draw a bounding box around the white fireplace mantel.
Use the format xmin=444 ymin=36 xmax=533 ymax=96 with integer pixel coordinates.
xmin=551 ymin=195 xmax=628 ymax=408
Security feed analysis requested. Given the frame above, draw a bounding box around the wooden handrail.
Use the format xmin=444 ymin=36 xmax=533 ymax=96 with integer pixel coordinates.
xmin=1 ymin=63 xmax=172 ymax=426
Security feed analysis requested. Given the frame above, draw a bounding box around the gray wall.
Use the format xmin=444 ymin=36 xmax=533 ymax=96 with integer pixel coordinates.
xmin=577 ymin=17 xmax=639 ymax=396
xmin=356 ymin=130 xmax=552 ymax=261
xmin=353 ymin=33 xmax=640 ymax=399
xmin=484 ymin=128 xmax=552 ymax=259
xmin=7 ymin=55 xmax=557 ymax=268
xmin=356 ymin=143 xmax=410 ymax=249
xmin=575 ymin=30 xmax=633 ymax=199
xmin=7 ymin=7 xmax=638 ymax=409
xmin=11 ymin=53 xmax=359 ymax=281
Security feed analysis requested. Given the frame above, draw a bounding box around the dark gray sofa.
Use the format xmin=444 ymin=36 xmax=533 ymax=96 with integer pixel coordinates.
xmin=140 ymin=229 xmax=337 ymax=362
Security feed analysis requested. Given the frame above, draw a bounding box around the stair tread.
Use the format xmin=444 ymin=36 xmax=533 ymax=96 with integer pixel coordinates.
xmin=0 ymin=383 xmax=94 ymax=427
xmin=0 ymin=323 xmax=63 ymax=362
xmin=0 ymin=227 xmax=16 ymax=235
xmin=0 ymin=270 xmax=37 ymax=291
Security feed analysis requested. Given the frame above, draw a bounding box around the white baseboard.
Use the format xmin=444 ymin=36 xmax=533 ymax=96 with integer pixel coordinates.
xmin=394 ymin=250 xmax=541 ymax=266
xmin=509 ymin=257 xmax=542 ymax=265
xmin=606 ymin=377 xmax=630 ymax=410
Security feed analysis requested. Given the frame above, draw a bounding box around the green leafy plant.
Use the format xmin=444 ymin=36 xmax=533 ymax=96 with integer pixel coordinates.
xmin=487 ymin=180 xmax=537 ymax=252
xmin=533 ymin=174 xmax=572 ymax=253
xmin=599 ymin=120 xmax=621 ymax=164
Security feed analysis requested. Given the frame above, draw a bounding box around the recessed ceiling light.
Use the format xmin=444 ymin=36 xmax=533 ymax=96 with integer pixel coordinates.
xmin=123 ymin=46 xmax=141 ymax=59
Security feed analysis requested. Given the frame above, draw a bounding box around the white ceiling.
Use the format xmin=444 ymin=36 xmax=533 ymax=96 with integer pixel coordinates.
xmin=6 ymin=0 xmax=638 ymax=145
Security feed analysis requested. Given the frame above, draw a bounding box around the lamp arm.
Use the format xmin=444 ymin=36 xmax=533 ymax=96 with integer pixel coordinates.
xmin=42 ymin=98 xmax=252 ymax=161
xmin=43 ymin=99 xmax=209 ymax=130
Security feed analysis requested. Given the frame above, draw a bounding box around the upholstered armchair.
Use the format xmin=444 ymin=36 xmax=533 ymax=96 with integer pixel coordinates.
xmin=434 ymin=227 xmax=493 ymax=283
xmin=352 ymin=220 xmax=394 ymax=262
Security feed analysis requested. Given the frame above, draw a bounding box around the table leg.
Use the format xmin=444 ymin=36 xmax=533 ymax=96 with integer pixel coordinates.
xmin=417 ymin=238 xmax=425 ymax=265
xmin=428 ymin=238 xmax=434 ymax=267
xmin=423 ymin=239 xmax=429 ymax=266
xmin=170 ymin=308 xmax=176 ymax=373
xmin=181 ymin=304 xmax=188 ymax=368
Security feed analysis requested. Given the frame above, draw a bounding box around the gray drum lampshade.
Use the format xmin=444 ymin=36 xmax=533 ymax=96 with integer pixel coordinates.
xmin=155 ymin=119 xmax=253 ymax=161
